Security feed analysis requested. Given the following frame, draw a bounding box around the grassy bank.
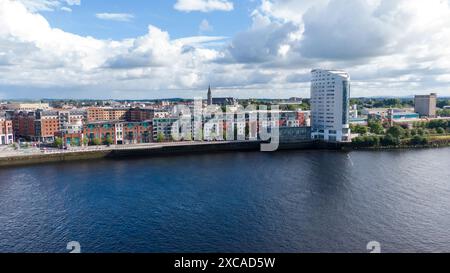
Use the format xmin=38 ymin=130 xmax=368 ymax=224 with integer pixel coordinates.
xmin=348 ymin=134 xmax=450 ymax=150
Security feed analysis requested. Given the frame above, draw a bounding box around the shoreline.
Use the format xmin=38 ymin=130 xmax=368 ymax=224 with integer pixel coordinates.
xmin=0 ymin=141 xmax=448 ymax=168
xmin=0 ymin=141 xmax=327 ymax=167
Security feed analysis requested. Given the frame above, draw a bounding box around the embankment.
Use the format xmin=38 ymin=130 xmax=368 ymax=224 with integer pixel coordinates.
xmin=0 ymin=141 xmax=337 ymax=168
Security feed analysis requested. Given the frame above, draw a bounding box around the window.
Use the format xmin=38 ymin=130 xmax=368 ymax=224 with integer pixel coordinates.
xmin=342 ymin=80 xmax=350 ymax=125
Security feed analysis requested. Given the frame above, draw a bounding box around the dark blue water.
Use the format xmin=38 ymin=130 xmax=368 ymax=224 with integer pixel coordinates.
xmin=1 ymin=148 xmax=450 ymax=253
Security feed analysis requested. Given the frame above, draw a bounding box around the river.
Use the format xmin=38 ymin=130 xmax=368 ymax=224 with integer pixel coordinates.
xmin=1 ymin=148 xmax=449 ymax=253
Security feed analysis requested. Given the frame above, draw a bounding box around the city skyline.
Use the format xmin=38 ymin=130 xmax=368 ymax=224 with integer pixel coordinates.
xmin=1 ymin=0 xmax=450 ymax=100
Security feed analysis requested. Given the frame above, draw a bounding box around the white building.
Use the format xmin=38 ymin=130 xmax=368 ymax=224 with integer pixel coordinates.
xmin=0 ymin=117 xmax=14 ymax=145
xmin=310 ymin=69 xmax=351 ymax=142
xmin=349 ymin=104 xmax=358 ymax=119
xmin=5 ymin=103 xmax=50 ymax=111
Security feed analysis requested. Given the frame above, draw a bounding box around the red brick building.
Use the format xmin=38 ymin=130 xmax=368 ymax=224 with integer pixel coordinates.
xmin=13 ymin=111 xmax=36 ymax=139
xmin=83 ymin=120 xmax=153 ymax=145
xmin=31 ymin=111 xmax=60 ymax=142
xmin=86 ymin=107 xmax=128 ymax=122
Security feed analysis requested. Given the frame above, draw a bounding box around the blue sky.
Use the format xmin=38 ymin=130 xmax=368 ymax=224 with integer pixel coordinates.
xmin=41 ymin=0 xmax=255 ymax=40
xmin=1 ymin=0 xmax=450 ymax=100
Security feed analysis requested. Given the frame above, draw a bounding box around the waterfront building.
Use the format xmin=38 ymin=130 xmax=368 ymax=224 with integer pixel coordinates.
xmin=279 ymin=127 xmax=312 ymax=143
xmin=279 ymin=110 xmax=307 ymax=128
xmin=310 ymin=69 xmax=351 ymax=142
xmin=58 ymin=111 xmax=86 ymax=146
xmin=13 ymin=111 xmax=36 ymax=140
xmin=35 ymin=110 xmax=60 ymax=142
xmin=153 ymin=118 xmax=179 ymax=141
xmin=0 ymin=117 xmax=14 ymax=145
xmin=415 ymin=93 xmax=437 ymax=117
xmin=84 ymin=120 xmax=152 ymax=145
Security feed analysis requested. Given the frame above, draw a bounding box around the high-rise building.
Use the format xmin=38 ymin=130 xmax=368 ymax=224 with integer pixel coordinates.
xmin=414 ymin=93 xmax=437 ymax=117
xmin=310 ymin=69 xmax=351 ymax=142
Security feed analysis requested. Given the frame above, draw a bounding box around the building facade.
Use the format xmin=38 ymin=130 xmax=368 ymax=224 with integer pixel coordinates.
xmin=34 ymin=111 xmax=60 ymax=142
xmin=415 ymin=93 xmax=437 ymax=117
xmin=5 ymin=103 xmax=50 ymax=111
xmin=86 ymin=107 xmax=128 ymax=122
xmin=0 ymin=117 xmax=14 ymax=145
xmin=13 ymin=111 xmax=36 ymax=139
xmin=310 ymin=69 xmax=351 ymax=142
xmin=84 ymin=120 xmax=153 ymax=145
xmin=127 ymin=108 xmax=155 ymax=122
xmin=153 ymin=118 xmax=179 ymax=141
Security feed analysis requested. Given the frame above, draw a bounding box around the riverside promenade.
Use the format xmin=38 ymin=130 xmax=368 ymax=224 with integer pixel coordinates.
xmin=0 ymin=141 xmax=264 ymax=167
xmin=0 ymin=140 xmax=335 ymax=167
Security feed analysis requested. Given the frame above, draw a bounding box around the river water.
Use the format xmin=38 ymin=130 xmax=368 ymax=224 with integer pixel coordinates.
xmin=1 ymin=148 xmax=449 ymax=253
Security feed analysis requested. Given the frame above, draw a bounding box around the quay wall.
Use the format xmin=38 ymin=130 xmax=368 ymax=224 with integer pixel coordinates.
xmin=0 ymin=141 xmax=341 ymax=168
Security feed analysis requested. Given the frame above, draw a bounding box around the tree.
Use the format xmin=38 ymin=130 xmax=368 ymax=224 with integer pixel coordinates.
xmin=157 ymin=132 xmax=165 ymax=143
xmin=184 ymin=132 xmax=193 ymax=141
xmin=437 ymin=109 xmax=450 ymax=117
xmin=92 ymin=138 xmax=102 ymax=146
xmin=353 ymin=125 xmax=368 ymax=135
xmin=437 ymin=99 xmax=450 ymax=108
xmin=54 ymin=137 xmax=63 ymax=148
xmin=410 ymin=135 xmax=428 ymax=146
xmin=386 ymin=126 xmax=405 ymax=139
xmin=368 ymin=120 xmax=384 ymax=135
xmin=352 ymin=136 xmax=380 ymax=147
xmin=436 ymin=127 xmax=445 ymax=134
xmin=428 ymin=119 xmax=447 ymax=129
xmin=105 ymin=136 xmax=114 ymax=146
xmin=382 ymin=134 xmax=400 ymax=146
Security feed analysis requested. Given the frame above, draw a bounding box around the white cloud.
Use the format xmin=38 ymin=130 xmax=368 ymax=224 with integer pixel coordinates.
xmin=95 ymin=13 xmax=134 ymax=22
xmin=61 ymin=6 xmax=72 ymax=12
xmin=17 ymin=0 xmax=80 ymax=12
xmin=174 ymin=0 xmax=234 ymax=13
xmin=199 ymin=19 xmax=213 ymax=33
xmin=221 ymin=0 xmax=450 ymax=96
xmin=2 ymin=0 xmax=450 ymax=98
xmin=0 ymin=0 xmax=229 ymax=96
xmin=65 ymin=0 xmax=80 ymax=5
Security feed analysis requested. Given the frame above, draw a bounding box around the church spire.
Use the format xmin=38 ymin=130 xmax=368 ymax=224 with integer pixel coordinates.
xmin=207 ymin=85 xmax=212 ymax=105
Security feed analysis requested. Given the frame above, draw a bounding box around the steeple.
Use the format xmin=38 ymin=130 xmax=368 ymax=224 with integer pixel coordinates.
xmin=207 ymin=85 xmax=212 ymax=105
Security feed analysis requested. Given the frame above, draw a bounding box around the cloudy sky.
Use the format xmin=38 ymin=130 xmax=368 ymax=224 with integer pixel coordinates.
xmin=1 ymin=0 xmax=450 ymax=100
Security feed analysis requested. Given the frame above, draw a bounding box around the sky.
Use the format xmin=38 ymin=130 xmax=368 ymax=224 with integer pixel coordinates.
xmin=1 ymin=0 xmax=450 ymax=100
